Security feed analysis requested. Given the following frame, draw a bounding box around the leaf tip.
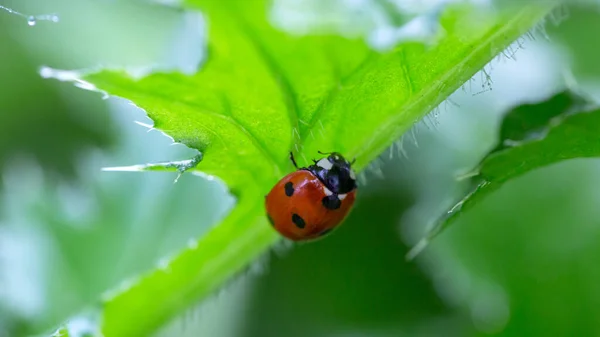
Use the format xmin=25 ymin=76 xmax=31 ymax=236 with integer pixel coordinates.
xmin=101 ymin=165 xmax=145 ymax=172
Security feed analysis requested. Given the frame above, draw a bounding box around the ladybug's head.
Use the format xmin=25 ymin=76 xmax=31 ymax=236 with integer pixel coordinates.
xmin=309 ymin=152 xmax=357 ymax=194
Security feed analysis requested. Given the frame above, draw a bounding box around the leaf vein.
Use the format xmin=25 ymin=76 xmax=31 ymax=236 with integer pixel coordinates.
xmin=236 ymin=16 xmax=301 ymax=142
xmin=399 ymin=49 xmax=414 ymax=97
xmin=300 ymin=50 xmax=377 ymax=147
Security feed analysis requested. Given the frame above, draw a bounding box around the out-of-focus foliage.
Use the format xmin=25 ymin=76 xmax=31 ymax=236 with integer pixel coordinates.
xmin=547 ymin=4 xmax=600 ymax=79
xmin=0 ymin=16 xmax=112 ymax=184
xmin=409 ymin=90 xmax=600 ymax=257
xmin=436 ymin=159 xmax=600 ymax=337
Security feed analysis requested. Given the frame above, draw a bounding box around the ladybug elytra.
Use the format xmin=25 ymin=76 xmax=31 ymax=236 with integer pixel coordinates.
xmin=265 ymin=151 xmax=357 ymax=241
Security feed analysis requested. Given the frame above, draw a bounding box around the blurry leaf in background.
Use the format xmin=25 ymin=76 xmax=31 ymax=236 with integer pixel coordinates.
xmin=433 ymin=159 xmax=600 ymax=337
xmin=409 ymin=89 xmax=600 ymax=258
xmin=0 ymin=0 xmax=204 ymax=190
xmin=547 ymin=4 xmax=600 ymax=80
xmin=269 ymin=0 xmax=441 ymax=49
xmin=490 ymin=91 xmax=591 ymax=153
xmin=0 ymin=15 xmax=113 ymax=185
xmin=0 ymin=0 xmax=204 ymax=72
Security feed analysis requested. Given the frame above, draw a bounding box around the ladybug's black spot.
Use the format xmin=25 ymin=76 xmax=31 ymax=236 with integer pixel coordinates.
xmin=284 ymin=182 xmax=294 ymax=197
xmin=291 ymin=213 xmax=306 ymax=229
xmin=322 ymin=195 xmax=341 ymax=210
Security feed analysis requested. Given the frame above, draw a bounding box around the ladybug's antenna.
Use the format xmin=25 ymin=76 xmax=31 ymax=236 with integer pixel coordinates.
xmin=289 ymin=151 xmax=299 ymax=169
xmin=350 ymin=158 xmax=356 ymax=165
xmin=318 ymin=150 xmax=332 ymax=155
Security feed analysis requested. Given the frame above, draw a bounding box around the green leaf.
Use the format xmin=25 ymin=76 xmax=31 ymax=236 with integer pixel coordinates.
xmin=546 ymin=4 xmax=600 ymax=79
xmin=52 ymin=0 xmax=557 ymax=336
xmin=408 ymin=90 xmax=600 ymax=259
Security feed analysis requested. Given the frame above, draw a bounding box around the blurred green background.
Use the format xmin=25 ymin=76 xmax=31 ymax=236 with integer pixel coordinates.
xmin=1 ymin=1 xmax=600 ymax=337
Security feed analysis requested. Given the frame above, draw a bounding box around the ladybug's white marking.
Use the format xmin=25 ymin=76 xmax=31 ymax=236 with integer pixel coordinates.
xmin=322 ymin=185 xmax=333 ymax=196
xmin=317 ymin=158 xmax=333 ymax=170
xmin=349 ymin=169 xmax=356 ymax=180
xmin=338 ymin=193 xmax=347 ymax=200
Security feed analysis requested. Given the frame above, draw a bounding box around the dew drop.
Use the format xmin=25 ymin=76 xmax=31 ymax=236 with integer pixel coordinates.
xmin=65 ymin=315 xmax=99 ymax=337
xmin=157 ymin=257 xmax=171 ymax=272
xmin=187 ymin=238 xmax=198 ymax=249
xmin=27 ymin=16 xmax=36 ymax=26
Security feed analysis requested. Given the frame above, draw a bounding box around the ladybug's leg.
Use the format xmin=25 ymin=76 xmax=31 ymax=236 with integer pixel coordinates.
xmin=289 ymin=151 xmax=299 ymax=169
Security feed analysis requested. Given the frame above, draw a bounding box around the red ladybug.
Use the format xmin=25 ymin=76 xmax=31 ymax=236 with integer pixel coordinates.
xmin=265 ymin=151 xmax=357 ymax=241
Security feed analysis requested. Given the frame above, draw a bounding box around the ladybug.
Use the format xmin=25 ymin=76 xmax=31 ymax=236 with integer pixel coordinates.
xmin=265 ymin=151 xmax=357 ymax=241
